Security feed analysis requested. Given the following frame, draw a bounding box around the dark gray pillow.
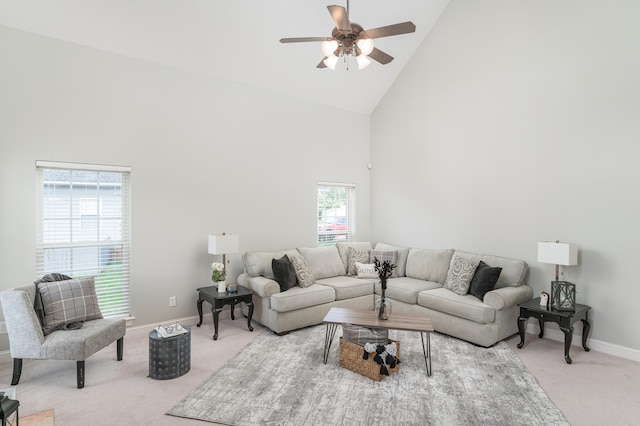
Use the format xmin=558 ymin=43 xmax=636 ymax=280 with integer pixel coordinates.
xmin=272 ymin=255 xmax=298 ymax=292
xmin=468 ymin=261 xmax=502 ymax=300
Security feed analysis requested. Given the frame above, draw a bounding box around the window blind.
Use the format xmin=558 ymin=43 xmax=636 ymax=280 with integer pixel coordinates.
xmin=317 ymin=182 xmax=356 ymax=245
xmin=35 ymin=161 xmax=132 ymax=317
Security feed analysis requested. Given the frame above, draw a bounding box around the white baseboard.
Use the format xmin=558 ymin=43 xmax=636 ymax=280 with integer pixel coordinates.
xmin=525 ymin=322 xmax=640 ymax=363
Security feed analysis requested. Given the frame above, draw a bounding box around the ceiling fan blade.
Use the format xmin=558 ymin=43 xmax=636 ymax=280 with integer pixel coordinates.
xmin=368 ymin=48 xmax=394 ymax=65
xmin=317 ymin=58 xmax=328 ymax=69
xmin=362 ymin=21 xmax=416 ymax=39
xmin=280 ymin=37 xmax=329 ymax=43
xmin=327 ymin=5 xmax=351 ymax=32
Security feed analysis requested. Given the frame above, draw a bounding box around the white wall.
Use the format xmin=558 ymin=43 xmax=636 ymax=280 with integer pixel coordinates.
xmin=0 ymin=26 xmax=371 ymax=330
xmin=370 ymin=0 xmax=640 ymax=351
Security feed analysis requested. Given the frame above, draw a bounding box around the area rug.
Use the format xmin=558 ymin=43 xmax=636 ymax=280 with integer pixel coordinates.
xmin=167 ymin=325 xmax=568 ymax=425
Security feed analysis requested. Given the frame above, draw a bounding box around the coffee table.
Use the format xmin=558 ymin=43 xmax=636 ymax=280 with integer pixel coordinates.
xmin=322 ymin=307 xmax=434 ymax=376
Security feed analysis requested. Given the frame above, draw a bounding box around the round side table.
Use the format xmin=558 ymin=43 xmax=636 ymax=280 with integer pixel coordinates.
xmin=149 ymin=326 xmax=191 ymax=380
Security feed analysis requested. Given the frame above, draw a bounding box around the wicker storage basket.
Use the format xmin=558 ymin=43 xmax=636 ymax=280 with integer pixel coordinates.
xmin=339 ymin=337 xmax=400 ymax=381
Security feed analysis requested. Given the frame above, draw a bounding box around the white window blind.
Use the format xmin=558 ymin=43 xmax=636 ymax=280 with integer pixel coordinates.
xmin=36 ymin=161 xmax=132 ymax=317
xmin=317 ymin=182 xmax=355 ymax=245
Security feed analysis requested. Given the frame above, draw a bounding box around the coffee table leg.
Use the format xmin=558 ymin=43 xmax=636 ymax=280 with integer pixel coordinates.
xmin=323 ymin=323 xmax=339 ymax=364
xmin=420 ymin=332 xmax=432 ymax=377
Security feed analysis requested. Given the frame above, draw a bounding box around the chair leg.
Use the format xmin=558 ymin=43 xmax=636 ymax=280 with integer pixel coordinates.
xmin=11 ymin=358 xmax=22 ymax=385
xmin=77 ymin=361 xmax=85 ymax=389
xmin=117 ymin=337 xmax=123 ymax=361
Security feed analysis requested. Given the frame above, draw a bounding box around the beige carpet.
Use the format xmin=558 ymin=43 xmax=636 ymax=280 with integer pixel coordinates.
xmin=21 ymin=409 xmax=55 ymax=426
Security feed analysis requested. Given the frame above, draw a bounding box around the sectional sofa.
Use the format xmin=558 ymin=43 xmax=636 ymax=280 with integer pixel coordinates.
xmin=237 ymin=242 xmax=532 ymax=347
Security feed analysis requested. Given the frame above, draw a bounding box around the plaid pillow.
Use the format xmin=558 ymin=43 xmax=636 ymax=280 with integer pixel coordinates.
xmin=369 ymin=250 xmax=399 ymax=278
xmin=37 ymin=277 xmax=103 ymax=335
xmin=342 ymin=323 xmax=389 ymax=346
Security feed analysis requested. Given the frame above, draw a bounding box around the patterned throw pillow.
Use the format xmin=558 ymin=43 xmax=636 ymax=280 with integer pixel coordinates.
xmin=289 ymin=254 xmax=315 ymax=288
xmin=444 ymin=255 xmax=480 ymax=296
xmin=369 ymin=250 xmax=398 ymax=278
xmin=37 ymin=277 xmax=103 ymax=335
xmin=355 ymin=262 xmax=378 ymax=279
xmin=272 ymin=255 xmax=298 ymax=292
xmin=347 ymin=247 xmax=370 ymax=276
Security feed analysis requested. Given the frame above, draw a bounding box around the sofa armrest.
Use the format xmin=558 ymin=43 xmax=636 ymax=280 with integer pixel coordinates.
xmin=483 ymin=285 xmax=533 ymax=310
xmin=237 ymin=273 xmax=280 ymax=298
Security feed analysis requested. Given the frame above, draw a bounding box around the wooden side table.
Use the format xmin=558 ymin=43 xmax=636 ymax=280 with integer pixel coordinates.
xmin=517 ymin=297 xmax=591 ymax=364
xmin=196 ymin=285 xmax=254 ymax=340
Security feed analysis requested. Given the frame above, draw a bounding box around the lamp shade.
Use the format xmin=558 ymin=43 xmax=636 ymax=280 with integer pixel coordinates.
xmin=208 ymin=234 xmax=239 ymax=255
xmin=537 ymin=242 xmax=578 ymax=266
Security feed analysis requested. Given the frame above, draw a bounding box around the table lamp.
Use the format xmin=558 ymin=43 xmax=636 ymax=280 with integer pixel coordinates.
xmin=537 ymin=241 xmax=578 ymax=311
xmin=208 ymin=233 xmax=239 ymax=292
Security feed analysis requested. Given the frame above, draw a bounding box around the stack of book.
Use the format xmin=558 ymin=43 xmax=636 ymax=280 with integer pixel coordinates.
xmin=155 ymin=322 xmax=188 ymax=338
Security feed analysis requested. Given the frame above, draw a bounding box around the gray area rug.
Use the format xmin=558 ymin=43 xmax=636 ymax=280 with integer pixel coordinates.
xmin=167 ymin=325 xmax=568 ymax=425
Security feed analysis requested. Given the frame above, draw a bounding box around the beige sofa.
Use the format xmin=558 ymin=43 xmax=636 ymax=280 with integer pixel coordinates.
xmin=237 ymin=242 xmax=532 ymax=347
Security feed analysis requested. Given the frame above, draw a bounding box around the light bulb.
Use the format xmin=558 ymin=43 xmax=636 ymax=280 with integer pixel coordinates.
xmin=356 ymin=38 xmax=374 ymax=56
xmin=323 ymin=54 xmax=338 ymax=70
xmin=321 ymin=40 xmax=339 ymax=57
xmin=356 ymin=54 xmax=371 ymax=70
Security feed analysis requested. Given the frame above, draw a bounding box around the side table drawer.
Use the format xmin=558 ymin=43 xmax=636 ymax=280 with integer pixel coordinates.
xmin=527 ymin=310 xmax=556 ymax=323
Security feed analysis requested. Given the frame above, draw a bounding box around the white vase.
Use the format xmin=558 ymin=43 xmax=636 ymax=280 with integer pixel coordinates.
xmin=217 ymin=280 xmax=227 ymax=293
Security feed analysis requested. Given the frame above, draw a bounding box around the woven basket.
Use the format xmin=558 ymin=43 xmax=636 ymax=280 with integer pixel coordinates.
xmin=338 ymin=337 xmax=400 ymax=381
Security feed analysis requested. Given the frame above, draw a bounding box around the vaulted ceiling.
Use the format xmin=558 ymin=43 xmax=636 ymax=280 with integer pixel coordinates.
xmin=0 ymin=0 xmax=449 ymax=114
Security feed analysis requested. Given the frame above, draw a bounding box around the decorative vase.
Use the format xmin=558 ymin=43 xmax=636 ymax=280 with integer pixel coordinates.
xmin=216 ymin=280 xmax=227 ymax=293
xmin=375 ymin=297 xmax=392 ymax=320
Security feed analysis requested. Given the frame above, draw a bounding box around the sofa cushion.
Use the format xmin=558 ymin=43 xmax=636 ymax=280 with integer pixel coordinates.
xmin=375 ymin=277 xmax=442 ymax=304
xmin=417 ymin=287 xmax=496 ymax=324
xmin=272 ymin=255 xmax=298 ymax=292
xmin=289 ymin=254 xmax=315 ymax=288
xmin=452 ymin=251 xmax=527 ymax=288
xmin=468 ymin=261 xmax=502 ymax=300
xmin=405 ymin=248 xmax=454 ymax=284
xmin=315 ymin=275 xmax=375 ymax=300
xmin=37 ymin=277 xmax=103 ymax=335
xmin=444 ymin=255 xmax=479 ymax=296
xmin=297 ymin=246 xmax=345 ymax=279
xmin=369 ymin=250 xmax=398 ymax=278
xmin=243 ymin=250 xmax=299 ymax=279
xmin=270 ymin=284 xmax=335 ymax=313
xmin=374 ymin=243 xmax=410 ymax=277
xmin=336 ymin=242 xmax=372 ymax=274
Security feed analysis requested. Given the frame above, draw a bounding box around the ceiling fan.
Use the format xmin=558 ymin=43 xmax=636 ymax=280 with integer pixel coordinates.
xmin=279 ymin=1 xmax=416 ymax=70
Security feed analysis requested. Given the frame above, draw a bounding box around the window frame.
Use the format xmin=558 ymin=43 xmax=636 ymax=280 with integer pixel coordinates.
xmin=317 ymin=182 xmax=356 ymax=246
xmin=35 ymin=161 xmax=132 ymax=318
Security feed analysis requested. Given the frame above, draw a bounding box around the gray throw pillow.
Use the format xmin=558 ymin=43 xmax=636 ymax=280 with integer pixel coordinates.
xmin=369 ymin=250 xmax=398 ymax=278
xmin=444 ymin=255 xmax=479 ymax=296
xmin=272 ymin=255 xmax=298 ymax=292
xmin=37 ymin=277 xmax=103 ymax=335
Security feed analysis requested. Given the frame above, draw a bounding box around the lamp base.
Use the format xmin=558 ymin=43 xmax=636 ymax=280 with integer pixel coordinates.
xmin=551 ymin=281 xmax=576 ymax=311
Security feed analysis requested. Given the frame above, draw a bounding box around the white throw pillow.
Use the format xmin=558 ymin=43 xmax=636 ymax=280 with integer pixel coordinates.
xmin=355 ymin=262 xmax=378 ymax=279
xmin=444 ymin=255 xmax=479 ymax=295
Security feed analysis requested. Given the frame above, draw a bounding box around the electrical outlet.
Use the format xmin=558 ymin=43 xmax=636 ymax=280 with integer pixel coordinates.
xmin=0 ymin=322 xmax=7 ymax=334
xmin=169 ymin=296 xmax=177 ymax=307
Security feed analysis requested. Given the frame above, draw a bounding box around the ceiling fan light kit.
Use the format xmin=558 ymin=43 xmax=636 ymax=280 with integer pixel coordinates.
xmin=280 ymin=2 xmax=416 ymax=71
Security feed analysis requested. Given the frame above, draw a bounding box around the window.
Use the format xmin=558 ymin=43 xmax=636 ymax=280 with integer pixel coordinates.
xmin=317 ymin=182 xmax=355 ymax=245
xmin=36 ymin=161 xmax=132 ymax=317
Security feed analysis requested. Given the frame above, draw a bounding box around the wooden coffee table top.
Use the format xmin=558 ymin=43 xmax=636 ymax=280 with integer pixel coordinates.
xmin=323 ymin=307 xmax=434 ymax=333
